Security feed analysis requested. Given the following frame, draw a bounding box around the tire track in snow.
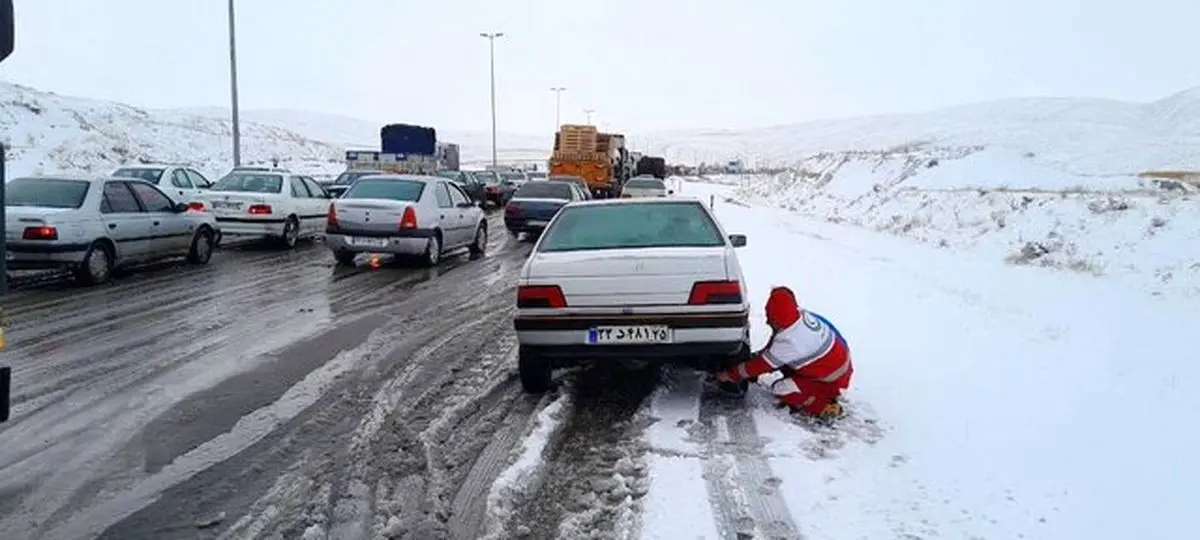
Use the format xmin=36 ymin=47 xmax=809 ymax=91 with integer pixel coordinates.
xmin=493 ymin=364 xmax=660 ymax=540
xmin=696 ymin=389 xmax=804 ymax=540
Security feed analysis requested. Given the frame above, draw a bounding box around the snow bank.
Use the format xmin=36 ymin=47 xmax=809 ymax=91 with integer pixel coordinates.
xmin=676 ymin=183 xmax=1200 ymax=540
xmin=730 ymin=148 xmax=1200 ymax=296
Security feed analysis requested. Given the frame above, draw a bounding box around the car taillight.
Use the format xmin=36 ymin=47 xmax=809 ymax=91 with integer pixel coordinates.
xmin=248 ymin=204 xmax=272 ymax=215
xmin=327 ymin=203 xmax=338 ymax=227
xmin=399 ymin=206 xmax=418 ymax=229
xmin=688 ymin=280 xmax=743 ymax=305
xmin=187 ymin=201 xmax=206 ymax=211
xmin=517 ymin=285 xmax=567 ymax=308
xmin=505 ymin=204 xmax=520 ymax=216
xmin=22 ymin=226 xmax=57 ymax=240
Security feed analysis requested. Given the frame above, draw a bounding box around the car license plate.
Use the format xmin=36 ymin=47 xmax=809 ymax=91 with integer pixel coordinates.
xmin=351 ymin=237 xmax=388 ymax=248
xmin=527 ymin=220 xmax=548 ymax=227
xmin=587 ymin=325 xmax=672 ymax=344
xmin=212 ymin=201 xmax=242 ymax=209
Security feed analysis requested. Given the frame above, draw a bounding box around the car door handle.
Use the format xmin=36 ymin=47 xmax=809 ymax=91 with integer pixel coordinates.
xmin=108 ymin=223 xmax=117 ymax=229
xmin=153 ymin=221 xmax=160 ymax=226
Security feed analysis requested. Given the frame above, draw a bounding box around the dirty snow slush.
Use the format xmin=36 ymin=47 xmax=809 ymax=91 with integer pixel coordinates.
xmin=484 ymin=364 xmax=661 ymax=540
xmin=0 ymin=213 xmax=591 ymax=540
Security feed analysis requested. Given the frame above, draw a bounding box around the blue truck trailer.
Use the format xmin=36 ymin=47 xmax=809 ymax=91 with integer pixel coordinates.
xmin=381 ymin=124 xmax=437 ymax=155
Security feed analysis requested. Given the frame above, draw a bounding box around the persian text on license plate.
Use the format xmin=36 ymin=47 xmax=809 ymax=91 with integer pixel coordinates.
xmin=351 ymin=237 xmax=389 ymax=248
xmin=212 ymin=201 xmax=242 ymax=209
xmin=587 ymin=325 xmax=672 ymax=344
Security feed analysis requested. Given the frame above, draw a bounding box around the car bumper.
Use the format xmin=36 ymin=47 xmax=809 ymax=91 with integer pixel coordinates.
xmin=214 ymin=218 xmax=286 ymax=238
xmin=515 ymin=311 xmax=749 ymax=365
xmin=4 ymin=241 xmax=88 ymax=269
xmin=504 ymin=218 xmax=552 ymax=232
xmin=325 ymin=228 xmax=434 ymax=255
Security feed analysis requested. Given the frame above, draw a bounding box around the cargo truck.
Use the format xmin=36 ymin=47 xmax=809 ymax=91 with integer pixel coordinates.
xmin=547 ymin=125 xmax=635 ymax=198
xmin=635 ymin=156 xmax=667 ymax=179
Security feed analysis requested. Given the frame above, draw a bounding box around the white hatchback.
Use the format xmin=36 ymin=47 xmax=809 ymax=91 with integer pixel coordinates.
xmin=513 ymin=197 xmax=751 ymax=393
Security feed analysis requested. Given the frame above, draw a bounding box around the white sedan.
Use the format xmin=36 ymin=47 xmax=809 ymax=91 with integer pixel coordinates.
xmin=4 ymin=176 xmax=220 ymax=284
xmin=202 ymin=169 xmax=332 ymax=248
xmin=620 ymin=176 xmax=672 ymax=198
xmin=513 ymin=197 xmax=751 ymax=393
xmin=111 ymin=164 xmax=214 ymax=208
xmin=325 ymin=174 xmax=488 ymax=267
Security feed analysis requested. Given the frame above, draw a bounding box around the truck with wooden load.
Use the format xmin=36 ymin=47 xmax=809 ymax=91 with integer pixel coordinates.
xmin=635 ymin=156 xmax=667 ymax=179
xmin=547 ymin=124 xmax=635 ymax=198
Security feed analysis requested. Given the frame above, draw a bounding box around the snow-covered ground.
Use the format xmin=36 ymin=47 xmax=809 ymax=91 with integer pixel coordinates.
xmin=481 ymin=181 xmax=1197 ymax=539
xmin=727 ymin=149 xmax=1200 ymax=297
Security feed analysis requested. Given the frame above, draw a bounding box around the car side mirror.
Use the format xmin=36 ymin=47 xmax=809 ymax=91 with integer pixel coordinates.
xmin=728 ymin=234 xmax=747 ymax=248
xmin=456 ymin=201 xmax=475 ymax=208
xmin=173 ymin=202 xmax=189 ymax=213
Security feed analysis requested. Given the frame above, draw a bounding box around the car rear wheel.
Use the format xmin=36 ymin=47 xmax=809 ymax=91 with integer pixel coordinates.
xmin=518 ymin=346 xmax=552 ymax=393
xmin=187 ymin=229 xmax=214 ymax=264
xmin=278 ymin=217 xmax=300 ymax=248
xmin=420 ymin=234 xmax=441 ymax=267
xmin=469 ymin=223 xmax=487 ymax=256
xmin=74 ymin=241 xmax=113 ymax=285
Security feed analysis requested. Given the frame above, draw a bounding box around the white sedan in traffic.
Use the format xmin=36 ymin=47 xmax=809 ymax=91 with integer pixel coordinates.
xmin=512 ymin=197 xmax=751 ymax=393
xmin=325 ymin=174 xmax=488 ymax=267
xmin=620 ymin=176 xmax=672 ymax=198
xmin=5 ymin=176 xmax=220 ymax=284
xmin=202 ymin=169 xmax=332 ymax=248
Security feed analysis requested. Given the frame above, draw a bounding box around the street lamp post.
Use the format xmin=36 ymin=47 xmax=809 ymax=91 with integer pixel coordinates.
xmin=227 ymin=0 xmax=242 ymax=167
xmin=480 ymin=32 xmax=504 ymax=168
xmin=584 ymin=108 xmax=596 ymax=124
xmin=549 ymin=87 xmax=566 ymax=128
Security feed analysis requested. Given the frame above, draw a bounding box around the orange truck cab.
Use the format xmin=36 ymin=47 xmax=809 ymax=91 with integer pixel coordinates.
xmin=547 ymin=125 xmax=631 ymax=198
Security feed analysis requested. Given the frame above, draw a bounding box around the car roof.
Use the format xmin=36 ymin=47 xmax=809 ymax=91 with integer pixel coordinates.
xmin=351 ymin=173 xmax=440 ymax=182
xmin=114 ymin=164 xmax=176 ymax=169
xmin=565 ymin=196 xmax=699 ymax=208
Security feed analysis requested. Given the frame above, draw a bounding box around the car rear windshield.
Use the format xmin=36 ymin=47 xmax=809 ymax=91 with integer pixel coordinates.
xmin=6 ymin=178 xmax=92 ymax=209
xmin=333 ymin=171 xmax=376 ymax=186
xmin=343 ymin=179 xmax=425 ymax=201
xmin=112 ymin=168 xmax=164 ymax=184
xmin=211 ymin=173 xmax=284 ymax=193
xmin=626 ymin=178 xmax=666 ymax=189
xmin=538 ymin=202 xmax=725 ymax=252
xmin=514 ymin=182 xmax=572 ymax=199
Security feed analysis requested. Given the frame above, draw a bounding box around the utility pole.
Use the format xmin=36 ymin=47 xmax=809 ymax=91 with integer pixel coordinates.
xmin=480 ymin=32 xmax=504 ymax=167
xmin=584 ymin=108 xmax=596 ymax=124
xmin=227 ymin=0 xmax=242 ymax=167
xmin=549 ymin=87 xmax=566 ymax=128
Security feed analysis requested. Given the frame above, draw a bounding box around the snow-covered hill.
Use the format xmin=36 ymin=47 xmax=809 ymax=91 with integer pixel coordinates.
xmin=175 ymin=107 xmax=550 ymax=167
xmin=0 ymin=82 xmax=548 ymax=181
xmin=644 ymin=89 xmax=1200 ymax=176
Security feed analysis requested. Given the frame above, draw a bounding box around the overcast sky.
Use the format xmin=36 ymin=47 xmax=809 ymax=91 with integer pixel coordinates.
xmin=2 ymin=0 xmax=1198 ymax=134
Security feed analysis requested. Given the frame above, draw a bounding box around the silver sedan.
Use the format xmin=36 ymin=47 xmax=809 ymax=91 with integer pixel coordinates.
xmin=513 ymin=197 xmax=750 ymax=393
xmin=4 ymin=176 xmax=221 ymax=284
xmin=325 ymin=174 xmax=488 ymax=267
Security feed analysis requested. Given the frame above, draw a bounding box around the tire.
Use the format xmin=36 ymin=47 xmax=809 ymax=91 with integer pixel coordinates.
xmin=334 ymin=249 xmax=357 ymax=267
xmin=518 ymin=346 xmax=552 ymax=393
xmin=186 ymin=229 xmax=215 ymax=264
xmin=469 ymin=223 xmax=488 ymax=256
xmin=74 ymin=241 xmax=113 ymax=285
xmin=278 ymin=216 xmax=300 ymax=248
xmin=420 ymin=233 xmax=442 ymax=267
